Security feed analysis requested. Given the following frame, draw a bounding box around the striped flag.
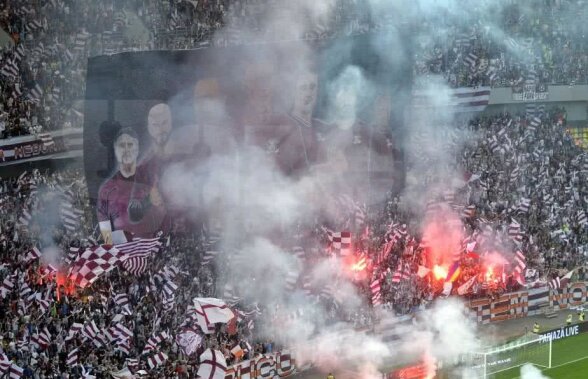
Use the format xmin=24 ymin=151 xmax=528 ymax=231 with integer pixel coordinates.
xmin=28 ymin=83 xmax=43 ymax=102
xmin=391 ymin=263 xmax=411 ymax=283
xmin=529 ymin=117 xmax=541 ymax=129
xmin=549 ymin=270 xmax=574 ymax=290
xmin=370 ymin=277 xmax=382 ymax=305
xmin=74 ymin=32 xmax=90 ymax=51
xmin=162 ymin=279 xmax=178 ymax=299
xmin=17 ymin=208 xmax=32 ymax=227
xmin=25 ymin=247 xmax=42 ymax=263
xmin=36 ymin=298 xmax=51 ymax=314
xmin=0 ymin=353 xmax=10 ymax=374
xmin=82 ymin=320 xmax=100 ymax=340
xmin=462 ymin=205 xmax=476 ymax=218
xmin=116 ymin=237 xmax=162 ymax=257
xmin=518 ymin=198 xmax=531 ymax=213
xmin=147 ymin=351 xmax=168 ymax=369
xmin=0 ymin=278 xmax=14 ymax=298
xmin=19 ymin=283 xmax=32 ymax=299
xmin=121 ymin=256 xmax=149 ymax=275
xmin=113 ymin=323 xmax=133 ymax=341
xmin=9 ymin=364 xmax=23 ymax=379
xmin=142 ymin=331 xmax=169 ymax=355
xmin=14 ymin=45 xmax=25 ymax=61
xmin=66 ymin=323 xmax=83 ymax=341
xmin=114 ymin=293 xmax=132 ymax=315
xmin=66 ymin=349 xmax=79 ymax=365
xmin=412 ymin=87 xmax=491 ymax=112
xmin=67 ymin=247 xmax=81 ymax=264
xmin=32 ymin=328 xmax=51 ymax=348
xmin=577 ymin=210 xmax=587 ymax=226
xmin=514 ymin=250 xmax=526 ymax=273
xmin=126 ymin=358 xmax=139 ymax=372
xmin=508 ymin=221 xmax=523 ymax=242
xmin=463 ymin=53 xmax=478 ymax=69
xmin=201 ymin=250 xmax=219 ymax=266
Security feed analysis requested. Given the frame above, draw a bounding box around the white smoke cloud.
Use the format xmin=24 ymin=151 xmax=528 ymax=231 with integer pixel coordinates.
xmin=155 ymin=0 xmax=543 ymax=375
xmin=521 ymin=363 xmax=551 ymax=379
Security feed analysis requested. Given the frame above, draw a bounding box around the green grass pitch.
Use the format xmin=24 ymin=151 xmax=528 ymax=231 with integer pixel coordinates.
xmin=494 ymin=333 xmax=588 ymax=379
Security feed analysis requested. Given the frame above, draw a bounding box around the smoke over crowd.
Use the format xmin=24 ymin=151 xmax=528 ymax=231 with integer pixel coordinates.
xmin=155 ymin=0 xmax=539 ymax=377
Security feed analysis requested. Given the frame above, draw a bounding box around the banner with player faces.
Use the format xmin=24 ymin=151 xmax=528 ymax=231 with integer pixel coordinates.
xmin=84 ymin=39 xmax=407 ymax=239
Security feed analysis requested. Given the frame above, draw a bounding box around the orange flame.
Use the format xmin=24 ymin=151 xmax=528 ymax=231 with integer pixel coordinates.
xmin=351 ymin=257 xmax=367 ymax=272
xmin=485 ymin=266 xmax=494 ymax=281
xmin=433 ymin=265 xmax=448 ymax=280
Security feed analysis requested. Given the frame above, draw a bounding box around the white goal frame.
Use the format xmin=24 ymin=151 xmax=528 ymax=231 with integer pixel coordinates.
xmin=472 ymin=336 xmax=552 ymax=378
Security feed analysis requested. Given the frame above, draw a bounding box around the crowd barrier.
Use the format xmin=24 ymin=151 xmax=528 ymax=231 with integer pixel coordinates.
xmin=468 ymin=282 xmax=588 ymax=324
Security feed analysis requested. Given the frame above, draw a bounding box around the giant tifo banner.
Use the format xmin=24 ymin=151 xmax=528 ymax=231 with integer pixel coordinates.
xmin=83 ymin=39 xmax=410 ymax=239
xmin=224 ymin=351 xmax=298 ymax=379
xmin=468 ymin=282 xmax=588 ymax=324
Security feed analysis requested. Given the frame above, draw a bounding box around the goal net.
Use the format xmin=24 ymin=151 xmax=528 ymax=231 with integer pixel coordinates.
xmin=461 ymin=335 xmax=552 ymax=378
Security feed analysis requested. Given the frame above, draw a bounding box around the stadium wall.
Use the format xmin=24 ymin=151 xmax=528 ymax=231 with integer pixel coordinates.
xmin=468 ymin=282 xmax=588 ymax=325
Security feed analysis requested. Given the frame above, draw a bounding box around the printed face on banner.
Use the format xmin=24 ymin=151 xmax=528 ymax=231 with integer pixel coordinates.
xmin=85 ymin=48 xmax=403 ymax=238
xmin=147 ymin=104 xmax=173 ymax=150
xmin=292 ymin=73 xmax=318 ymax=117
xmin=114 ymin=133 xmax=139 ymax=167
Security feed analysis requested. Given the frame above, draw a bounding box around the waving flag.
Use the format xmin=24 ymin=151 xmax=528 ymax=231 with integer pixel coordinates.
xmin=147 ymin=352 xmax=168 ymax=369
xmin=370 ymin=277 xmax=382 ymax=305
xmin=412 ymin=87 xmax=491 ymax=113
xmin=0 ymin=278 xmax=14 ymax=298
xmin=9 ymin=363 xmax=23 ymax=379
xmin=326 ymin=230 xmax=352 ymax=256
xmin=175 ymin=328 xmax=202 ymax=356
xmin=66 ymin=323 xmax=83 ymax=341
xmin=190 ymin=298 xmax=235 ymax=334
xmin=142 ymin=331 xmax=169 ymax=355
xmin=457 ymin=276 xmax=477 ymax=295
xmin=197 ymin=349 xmax=227 ymax=379
xmin=66 ymin=349 xmax=79 ymax=365
xmin=24 ymin=247 xmax=42 ymax=263
xmin=69 ymin=245 xmax=121 ymax=287
xmin=549 ymin=270 xmax=574 ymax=290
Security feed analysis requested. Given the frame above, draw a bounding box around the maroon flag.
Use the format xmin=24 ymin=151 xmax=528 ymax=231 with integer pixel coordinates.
xmin=69 ymin=245 xmax=121 ymax=287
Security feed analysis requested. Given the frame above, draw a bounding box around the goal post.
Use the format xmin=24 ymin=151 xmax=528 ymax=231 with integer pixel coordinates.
xmin=462 ymin=335 xmax=552 ymax=378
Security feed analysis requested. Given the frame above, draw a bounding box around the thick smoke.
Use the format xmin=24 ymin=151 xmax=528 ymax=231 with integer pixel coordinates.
xmin=156 ymin=0 xmax=552 ymax=375
xmin=520 ymin=363 xmax=551 ymax=379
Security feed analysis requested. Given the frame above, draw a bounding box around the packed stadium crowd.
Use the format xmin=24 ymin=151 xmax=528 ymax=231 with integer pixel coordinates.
xmin=0 ymin=0 xmax=587 ymax=377
xmin=370 ymin=108 xmax=588 ymax=315
xmin=1 ymin=0 xmax=588 ymax=138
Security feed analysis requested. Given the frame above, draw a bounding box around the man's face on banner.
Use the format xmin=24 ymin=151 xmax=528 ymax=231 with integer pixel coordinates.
xmin=293 ymin=73 xmax=318 ymax=116
xmin=114 ymin=133 xmax=139 ymax=166
xmin=147 ymin=104 xmax=172 ymax=147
